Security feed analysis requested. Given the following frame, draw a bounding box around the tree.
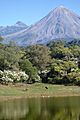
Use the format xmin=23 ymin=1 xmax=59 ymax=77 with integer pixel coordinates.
xmin=0 ymin=43 xmax=25 ymax=71
xmin=50 ymin=41 xmax=72 ymax=59
xmin=25 ymin=45 xmax=51 ymax=71
xmin=70 ymin=45 xmax=80 ymax=58
xmin=19 ymin=59 xmax=39 ymax=83
xmin=0 ymin=36 xmax=3 ymax=41
xmin=45 ymin=59 xmax=78 ymax=84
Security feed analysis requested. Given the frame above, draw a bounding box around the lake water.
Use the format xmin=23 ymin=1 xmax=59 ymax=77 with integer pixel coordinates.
xmin=0 ymin=97 xmax=80 ymax=120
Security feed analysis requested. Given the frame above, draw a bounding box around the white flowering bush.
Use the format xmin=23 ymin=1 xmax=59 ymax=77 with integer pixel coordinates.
xmin=0 ymin=70 xmax=29 ymax=83
xmin=18 ymin=71 xmax=29 ymax=82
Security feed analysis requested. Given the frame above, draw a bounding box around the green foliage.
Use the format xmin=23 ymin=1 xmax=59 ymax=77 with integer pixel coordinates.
xmin=50 ymin=41 xmax=72 ymax=59
xmin=0 ymin=41 xmax=80 ymax=85
xmin=46 ymin=59 xmax=79 ymax=84
xmin=19 ymin=59 xmax=39 ymax=83
xmin=0 ymin=43 xmax=24 ymax=71
xmin=25 ymin=45 xmax=51 ymax=71
xmin=0 ymin=36 xmax=3 ymax=41
xmin=66 ymin=72 xmax=80 ymax=85
xmin=70 ymin=45 xmax=80 ymax=58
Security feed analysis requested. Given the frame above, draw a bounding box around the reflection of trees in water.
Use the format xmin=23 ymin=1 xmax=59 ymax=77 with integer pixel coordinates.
xmin=0 ymin=97 xmax=80 ymax=120
xmin=0 ymin=99 xmax=29 ymax=120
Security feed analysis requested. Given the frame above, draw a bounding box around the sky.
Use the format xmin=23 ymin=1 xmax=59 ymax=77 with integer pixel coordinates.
xmin=0 ymin=0 xmax=80 ymax=26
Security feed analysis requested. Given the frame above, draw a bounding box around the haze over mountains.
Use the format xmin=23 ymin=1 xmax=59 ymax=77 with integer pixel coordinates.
xmin=1 ymin=6 xmax=80 ymax=46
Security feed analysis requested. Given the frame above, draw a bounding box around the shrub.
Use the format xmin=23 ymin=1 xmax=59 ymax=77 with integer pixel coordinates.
xmin=0 ymin=70 xmax=29 ymax=84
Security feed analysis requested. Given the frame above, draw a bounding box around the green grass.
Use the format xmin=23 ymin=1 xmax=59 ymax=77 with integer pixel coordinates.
xmin=0 ymin=83 xmax=80 ymax=98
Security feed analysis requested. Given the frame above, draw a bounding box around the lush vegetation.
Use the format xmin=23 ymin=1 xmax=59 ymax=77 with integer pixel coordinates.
xmin=0 ymin=40 xmax=80 ymax=86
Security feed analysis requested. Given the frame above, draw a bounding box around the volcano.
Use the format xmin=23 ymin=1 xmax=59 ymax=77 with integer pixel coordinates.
xmin=3 ymin=6 xmax=80 ymax=46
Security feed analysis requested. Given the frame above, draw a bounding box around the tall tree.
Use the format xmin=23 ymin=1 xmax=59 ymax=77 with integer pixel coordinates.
xmin=25 ymin=45 xmax=51 ymax=71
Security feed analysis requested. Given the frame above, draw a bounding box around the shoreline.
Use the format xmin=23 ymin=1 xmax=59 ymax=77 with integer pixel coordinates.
xmin=0 ymin=93 xmax=80 ymax=101
xmin=0 ymin=83 xmax=80 ymax=101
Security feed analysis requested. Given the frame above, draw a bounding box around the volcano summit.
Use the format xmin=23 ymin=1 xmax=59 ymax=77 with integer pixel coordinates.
xmin=2 ymin=6 xmax=80 ymax=46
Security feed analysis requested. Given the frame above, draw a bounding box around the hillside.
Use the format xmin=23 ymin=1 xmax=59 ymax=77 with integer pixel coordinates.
xmin=0 ymin=21 xmax=28 ymax=36
xmin=2 ymin=6 xmax=80 ymax=46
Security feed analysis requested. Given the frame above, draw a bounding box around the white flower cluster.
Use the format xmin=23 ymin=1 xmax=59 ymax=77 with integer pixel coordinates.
xmin=34 ymin=74 xmax=41 ymax=82
xmin=0 ymin=70 xmax=29 ymax=83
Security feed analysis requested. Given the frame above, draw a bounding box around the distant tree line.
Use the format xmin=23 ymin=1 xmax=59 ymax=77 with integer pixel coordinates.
xmin=0 ymin=40 xmax=80 ymax=85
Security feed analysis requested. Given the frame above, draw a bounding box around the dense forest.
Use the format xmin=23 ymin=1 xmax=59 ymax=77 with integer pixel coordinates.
xmin=0 ymin=40 xmax=80 ymax=85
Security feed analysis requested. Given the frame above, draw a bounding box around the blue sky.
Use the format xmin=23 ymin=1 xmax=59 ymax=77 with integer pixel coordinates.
xmin=0 ymin=0 xmax=80 ymax=26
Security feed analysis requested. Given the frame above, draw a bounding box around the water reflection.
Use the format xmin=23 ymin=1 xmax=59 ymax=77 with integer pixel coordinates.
xmin=0 ymin=97 xmax=80 ymax=120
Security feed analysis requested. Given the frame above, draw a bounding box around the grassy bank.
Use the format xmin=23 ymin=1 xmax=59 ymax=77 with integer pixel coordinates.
xmin=0 ymin=83 xmax=80 ymax=100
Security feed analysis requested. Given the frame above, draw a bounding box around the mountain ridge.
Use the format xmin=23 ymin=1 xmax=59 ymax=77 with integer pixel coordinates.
xmin=0 ymin=21 xmax=28 ymax=36
xmin=2 ymin=6 xmax=80 ymax=46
